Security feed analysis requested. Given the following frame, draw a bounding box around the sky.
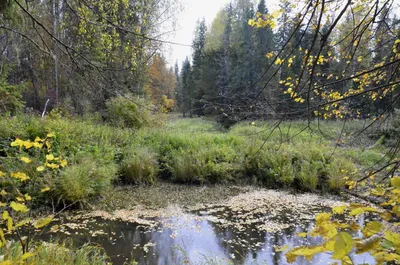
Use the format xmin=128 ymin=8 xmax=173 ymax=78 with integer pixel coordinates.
xmin=164 ymin=0 xmax=232 ymax=66
xmin=163 ymin=0 xmax=400 ymax=67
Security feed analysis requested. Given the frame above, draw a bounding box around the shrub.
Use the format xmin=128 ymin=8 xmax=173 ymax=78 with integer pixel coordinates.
xmin=326 ymin=157 xmax=357 ymax=190
xmin=105 ymin=96 xmax=151 ymax=129
xmin=120 ymin=147 xmax=158 ymax=184
xmin=56 ymin=156 xmax=117 ymax=204
xmin=0 ymin=70 xmax=25 ymax=115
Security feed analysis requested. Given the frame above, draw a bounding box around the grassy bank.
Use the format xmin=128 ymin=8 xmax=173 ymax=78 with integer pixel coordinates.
xmin=0 ymin=113 xmax=387 ymax=206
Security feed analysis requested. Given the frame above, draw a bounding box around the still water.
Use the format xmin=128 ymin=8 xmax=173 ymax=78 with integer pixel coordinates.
xmin=40 ymin=206 xmax=374 ymax=265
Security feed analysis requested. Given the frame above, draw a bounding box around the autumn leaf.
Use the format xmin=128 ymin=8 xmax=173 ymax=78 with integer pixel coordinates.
xmin=46 ymin=154 xmax=55 ymax=161
xmin=10 ymin=172 xmax=30 ymax=181
xmin=41 ymin=186 xmax=50 ymax=193
xmin=274 ymin=244 xmax=289 ymax=252
xmin=391 ymin=177 xmax=400 ymax=188
xmin=36 ymin=166 xmax=45 ymax=172
xmin=20 ymin=157 xmax=32 ymax=164
xmin=297 ymin=232 xmax=307 ymax=237
xmin=34 ymin=215 xmax=53 ymax=229
xmin=332 ymin=232 xmax=353 ymax=260
xmin=362 ymin=221 xmax=383 ymax=237
xmin=10 ymin=201 xmax=29 ymax=213
xmin=332 ymin=205 xmax=347 ymax=214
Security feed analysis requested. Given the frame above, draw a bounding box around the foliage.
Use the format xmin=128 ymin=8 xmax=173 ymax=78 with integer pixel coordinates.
xmin=0 ymin=133 xmax=66 ymax=260
xmin=284 ymin=175 xmax=400 ymax=264
xmin=0 ymin=69 xmax=24 ymax=115
xmin=105 ymin=96 xmax=151 ymax=129
xmin=146 ymin=54 xmax=176 ymax=112
xmin=57 ymin=156 xmax=117 ymax=203
xmin=119 ymin=147 xmax=158 ymax=184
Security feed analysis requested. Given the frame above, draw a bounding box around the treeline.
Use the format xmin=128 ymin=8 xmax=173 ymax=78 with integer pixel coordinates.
xmin=176 ymin=0 xmax=400 ymax=123
xmin=0 ymin=0 xmax=178 ymax=115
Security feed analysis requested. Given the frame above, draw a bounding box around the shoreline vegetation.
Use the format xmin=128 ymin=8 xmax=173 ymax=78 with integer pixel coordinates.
xmin=0 ymin=112 xmax=398 ymax=265
xmin=0 ymin=112 xmax=389 ymax=206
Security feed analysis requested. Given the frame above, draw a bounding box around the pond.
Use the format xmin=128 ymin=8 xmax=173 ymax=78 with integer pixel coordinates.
xmin=36 ymin=189 xmax=374 ymax=265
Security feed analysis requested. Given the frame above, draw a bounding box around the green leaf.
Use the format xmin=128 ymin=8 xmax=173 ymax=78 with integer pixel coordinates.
xmin=332 ymin=232 xmax=353 ymax=259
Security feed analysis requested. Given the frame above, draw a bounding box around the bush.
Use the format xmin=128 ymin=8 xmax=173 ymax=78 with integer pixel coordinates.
xmin=0 ymin=69 xmax=25 ymax=115
xmin=326 ymin=157 xmax=357 ymax=190
xmin=105 ymin=96 xmax=151 ymax=129
xmin=120 ymin=147 xmax=158 ymax=184
xmin=56 ymin=156 xmax=117 ymax=204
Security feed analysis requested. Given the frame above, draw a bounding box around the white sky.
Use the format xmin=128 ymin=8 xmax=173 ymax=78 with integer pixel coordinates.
xmin=163 ymin=0 xmax=400 ymax=67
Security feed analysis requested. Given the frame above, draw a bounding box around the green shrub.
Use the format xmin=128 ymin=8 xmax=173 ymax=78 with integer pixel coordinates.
xmin=326 ymin=157 xmax=357 ymax=190
xmin=56 ymin=156 xmax=117 ymax=204
xmin=105 ymin=96 xmax=151 ymax=129
xmin=120 ymin=147 xmax=158 ymax=184
xmin=0 ymin=69 xmax=25 ymax=115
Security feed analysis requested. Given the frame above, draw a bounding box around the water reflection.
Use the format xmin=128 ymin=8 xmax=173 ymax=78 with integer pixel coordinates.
xmin=42 ymin=210 xmax=375 ymax=265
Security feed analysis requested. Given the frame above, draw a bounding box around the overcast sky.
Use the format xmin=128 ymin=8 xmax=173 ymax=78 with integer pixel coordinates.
xmin=163 ymin=0 xmax=400 ymax=67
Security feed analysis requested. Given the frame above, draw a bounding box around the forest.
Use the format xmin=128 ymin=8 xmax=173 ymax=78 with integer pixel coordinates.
xmin=0 ymin=0 xmax=399 ymax=264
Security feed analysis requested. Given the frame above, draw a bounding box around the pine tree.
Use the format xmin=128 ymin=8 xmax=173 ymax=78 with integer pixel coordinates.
xmin=192 ymin=18 xmax=207 ymax=116
xmin=180 ymin=58 xmax=193 ymax=117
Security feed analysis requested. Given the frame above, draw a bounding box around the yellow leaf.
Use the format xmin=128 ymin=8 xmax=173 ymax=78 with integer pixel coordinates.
xmin=332 ymin=206 xmax=347 ymax=214
xmin=10 ymin=201 xmax=29 ymax=213
xmin=46 ymin=132 xmax=56 ymax=138
xmin=37 ymin=166 xmax=45 ymax=172
xmin=15 ymin=218 xmax=31 ymax=228
xmin=286 ymin=245 xmax=325 ymax=263
xmin=22 ymin=251 xmax=37 ymax=260
xmin=23 ymin=141 xmax=33 ymax=149
xmin=10 ymin=172 xmax=30 ymax=181
xmin=41 ymin=186 xmax=50 ymax=193
xmin=10 ymin=138 xmax=23 ymax=147
xmin=362 ymin=221 xmax=383 ymax=237
xmin=274 ymin=244 xmax=289 ymax=252
xmin=20 ymin=157 xmax=32 ymax=164
xmin=332 ymin=232 xmax=353 ymax=259
xmin=297 ymin=232 xmax=307 ymax=238
xmin=316 ymin=212 xmax=331 ymax=225
xmin=355 ymin=237 xmax=381 ymax=254
xmin=34 ymin=215 xmax=53 ymax=229
xmin=3 ymin=211 xmax=13 ymax=232
xmin=391 ymin=177 xmax=400 ymax=188
xmin=60 ymin=159 xmax=68 ymax=168
xmin=46 ymin=162 xmax=59 ymax=169
xmin=0 ymin=171 xmax=5 ymax=177
xmin=34 ymin=137 xmax=45 ymax=142
xmin=46 ymin=154 xmax=55 ymax=161
xmin=24 ymin=194 xmax=32 ymax=201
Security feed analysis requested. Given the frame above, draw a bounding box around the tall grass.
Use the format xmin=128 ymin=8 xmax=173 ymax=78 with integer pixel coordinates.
xmin=0 ymin=241 xmax=111 ymax=265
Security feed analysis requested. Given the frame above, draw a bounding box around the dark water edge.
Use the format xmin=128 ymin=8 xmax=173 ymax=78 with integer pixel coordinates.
xmin=29 ymin=206 xmax=374 ymax=265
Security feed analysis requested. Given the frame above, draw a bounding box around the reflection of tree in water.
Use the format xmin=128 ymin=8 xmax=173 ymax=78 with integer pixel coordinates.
xmin=207 ymin=213 xmax=269 ymax=264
